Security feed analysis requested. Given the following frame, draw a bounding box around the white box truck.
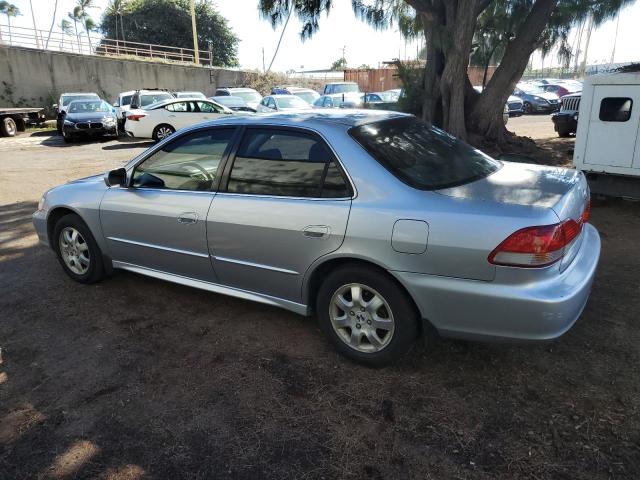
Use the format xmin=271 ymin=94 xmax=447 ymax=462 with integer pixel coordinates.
xmin=573 ymin=72 xmax=640 ymax=198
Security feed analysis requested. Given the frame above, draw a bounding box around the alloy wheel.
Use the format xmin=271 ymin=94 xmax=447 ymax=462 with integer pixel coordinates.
xmin=156 ymin=126 xmax=174 ymax=140
xmin=329 ymin=283 xmax=395 ymax=353
xmin=59 ymin=227 xmax=90 ymax=275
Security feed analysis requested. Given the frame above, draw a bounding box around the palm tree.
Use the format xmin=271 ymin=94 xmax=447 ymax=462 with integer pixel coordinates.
xmin=1 ymin=2 xmax=20 ymax=45
xmin=68 ymin=10 xmax=81 ymax=51
xmin=28 ymin=0 xmax=41 ymax=48
xmin=46 ymin=0 xmax=60 ymax=49
xmin=59 ymin=18 xmax=73 ymax=51
xmin=75 ymin=0 xmax=95 ymax=52
xmin=106 ymin=0 xmax=127 ymax=42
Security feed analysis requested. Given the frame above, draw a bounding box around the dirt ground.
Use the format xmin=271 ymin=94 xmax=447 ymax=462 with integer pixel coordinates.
xmin=1 ymin=122 xmax=639 ymax=480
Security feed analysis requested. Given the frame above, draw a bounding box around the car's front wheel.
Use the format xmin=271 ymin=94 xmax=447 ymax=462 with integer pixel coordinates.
xmin=1 ymin=117 xmax=17 ymax=137
xmin=317 ymin=265 xmax=419 ymax=366
xmin=522 ymin=102 xmax=532 ymax=114
xmin=53 ymin=214 xmax=105 ymax=284
xmin=152 ymin=124 xmax=175 ymax=142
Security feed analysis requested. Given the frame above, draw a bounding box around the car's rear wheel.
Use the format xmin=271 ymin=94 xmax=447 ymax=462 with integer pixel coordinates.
xmin=317 ymin=265 xmax=419 ymax=366
xmin=53 ymin=214 xmax=105 ymax=284
xmin=152 ymin=124 xmax=175 ymax=142
xmin=1 ymin=117 xmax=17 ymax=137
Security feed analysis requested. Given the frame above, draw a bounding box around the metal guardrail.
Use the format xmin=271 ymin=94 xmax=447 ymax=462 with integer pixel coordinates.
xmin=0 ymin=24 xmax=212 ymax=65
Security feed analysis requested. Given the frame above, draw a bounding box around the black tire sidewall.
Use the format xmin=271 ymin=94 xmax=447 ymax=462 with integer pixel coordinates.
xmin=52 ymin=214 xmax=105 ymax=284
xmin=1 ymin=117 xmax=17 ymax=137
xmin=153 ymin=124 xmax=175 ymax=143
xmin=317 ymin=265 xmax=418 ymax=366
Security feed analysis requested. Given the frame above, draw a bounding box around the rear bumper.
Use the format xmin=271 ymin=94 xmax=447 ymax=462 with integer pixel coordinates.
xmin=392 ymin=224 xmax=601 ymax=342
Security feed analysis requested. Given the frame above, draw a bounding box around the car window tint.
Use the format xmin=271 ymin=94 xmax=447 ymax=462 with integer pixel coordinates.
xmin=227 ymin=130 xmax=336 ymax=197
xmin=321 ymin=161 xmax=351 ymax=198
xmin=599 ymin=97 xmax=632 ymax=122
xmin=197 ymin=101 xmax=221 ymax=113
xmin=132 ymin=129 xmax=234 ymax=191
xmin=350 ymin=116 xmax=500 ymax=190
xmin=165 ymin=102 xmax=189 ymax=112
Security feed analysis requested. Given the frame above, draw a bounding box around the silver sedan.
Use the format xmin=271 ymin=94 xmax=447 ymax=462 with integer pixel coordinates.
xmin=33 ymin=111 xmax=600 ymax=366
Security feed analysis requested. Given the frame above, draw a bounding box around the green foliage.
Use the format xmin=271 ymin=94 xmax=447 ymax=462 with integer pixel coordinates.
xmin=331 ymin=57 xmax=348 ymax=70
xmin=100 ymin=0 xmax=239 ymax=67
xmin=391 ymin=60 xmax=424 ymax=115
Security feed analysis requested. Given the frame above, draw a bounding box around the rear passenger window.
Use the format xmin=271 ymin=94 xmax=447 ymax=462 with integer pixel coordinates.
xmin=226 ymin=129 xmax=351 ymax=198
xmin=599 ymin=97 xmax=632 ymax=122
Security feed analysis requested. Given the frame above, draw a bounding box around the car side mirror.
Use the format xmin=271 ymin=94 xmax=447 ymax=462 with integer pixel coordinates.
xmin=104 ymin=168 xmax=127 ymax=187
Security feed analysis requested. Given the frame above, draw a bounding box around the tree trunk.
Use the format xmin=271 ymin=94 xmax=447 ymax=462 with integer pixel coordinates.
xmin=439 ymin=0 xmax=478 ymax=140
xmin=420 ymin=10 xmax=442 ymax=126
xmin=46 ymin=0 xmax=59 ymax=49
xmin=468 ymin=0 xmax=557 ymax=141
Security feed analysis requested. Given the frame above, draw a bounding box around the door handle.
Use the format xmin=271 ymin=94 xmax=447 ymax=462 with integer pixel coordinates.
xmin=177 ymin=212 xmax=198 ymax=224
xmin=303 ymin=225 xmax=329 ymax=238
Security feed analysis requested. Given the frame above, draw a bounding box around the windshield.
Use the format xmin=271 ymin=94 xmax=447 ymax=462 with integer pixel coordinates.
xmin=332 ymin=84 xmax=359 ymax=93
xmin=140 ymin=93 xmax=173 ymax=107
xmin=518 ymin=84 xmax=545 ymax=94
xmin=62 ymin=95 xmax=97 ymax=106
xmin=350 ymin=116 xmax=501 ymax=190
xmin=294 ymin=91 xmax=320 ymax=104
xmin=234 ymin=91 xmax=262 ymax=103
xmin=68 ymin=100 xmax=112 ymax=113
xmin=177 ymin=92 xmax=206 ymax=99
xmin=276 ymin=96 xmax=310 ymax=109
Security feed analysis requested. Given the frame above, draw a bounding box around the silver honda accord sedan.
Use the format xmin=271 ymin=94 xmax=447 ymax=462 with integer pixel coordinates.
xmin=33 ymin=111 xmax=600 ymax=366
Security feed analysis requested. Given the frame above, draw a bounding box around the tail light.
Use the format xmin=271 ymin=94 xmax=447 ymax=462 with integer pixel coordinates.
xmin=127 ymin=113 xmax=146 ymax=121
xmin=581 ymin=198 xmax=591 ymax=223
xmin=489 ymin=219 xmax=582 ymax=268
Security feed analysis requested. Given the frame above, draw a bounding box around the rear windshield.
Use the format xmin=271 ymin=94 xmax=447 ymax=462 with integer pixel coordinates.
xmin=140 ymin=93 xmax=173 ymax=107
xmin=350 ymin=116 xmax=501 ymax=190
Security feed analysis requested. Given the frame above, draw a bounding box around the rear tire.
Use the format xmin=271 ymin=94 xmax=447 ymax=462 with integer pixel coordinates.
xmin=152 ymin=124 xmax=175 ymax=143
xmin=0 ymin=117 xmax=17 ymax=137
xmin=316 ymin=265 xmax=419 ymax=366
xmin=53 ymin=214 xmax=105 ymax=284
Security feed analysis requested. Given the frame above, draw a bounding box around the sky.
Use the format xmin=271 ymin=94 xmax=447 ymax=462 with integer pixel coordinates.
xmin=4 ymin=0 xmax=640 ymax=71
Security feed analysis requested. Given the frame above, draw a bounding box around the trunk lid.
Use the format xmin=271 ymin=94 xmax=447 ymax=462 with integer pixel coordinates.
xmin=436 ymin=161 xmax=588 ymax=221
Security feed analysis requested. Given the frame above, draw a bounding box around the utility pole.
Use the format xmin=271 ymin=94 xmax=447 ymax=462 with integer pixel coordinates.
xmin=190 ymin=0 xmax=199 ymax=64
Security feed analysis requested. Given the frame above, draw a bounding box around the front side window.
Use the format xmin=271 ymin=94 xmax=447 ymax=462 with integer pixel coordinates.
xmin=350 ymin=116 xmax=501 ymax=190
xmin=227 ymin=129 xmax=350 ymax=198
xmin=599 ymin=97 xmax=632 ymax=122
xmin=132 ymin=129 xmax=235 ymax=191
xmin=197 ymin=101 xmax=223 ymax=113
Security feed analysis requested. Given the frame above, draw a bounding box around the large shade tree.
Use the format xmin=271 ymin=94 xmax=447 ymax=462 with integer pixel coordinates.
xmin=100 ymin=0 xmax=239 ymax=67
xmin=259 ymin=0 xmax=633 ymax=143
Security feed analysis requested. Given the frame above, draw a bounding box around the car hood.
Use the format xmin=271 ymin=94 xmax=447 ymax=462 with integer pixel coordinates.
xmin=68 ymin=174 xmax=104 ymax=185
xmin=538 ymin=92 xmax=559 ymax=101
xmin=436 ymin=161 xmax=583 ymax=211
xmin=66 ymin=112 xmax=116 ymax=122
xmin=507 ymin=95 xmax=522 ymax=103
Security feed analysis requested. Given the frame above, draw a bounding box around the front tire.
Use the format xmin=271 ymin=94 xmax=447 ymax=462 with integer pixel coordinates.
xmin=522 ymin=102 xmax=532 ymax=114
xmin=152 ymin=124 xmax=175 ymax=143
xmin=53 ymin=214 xmax=105 ymax=284
xmin=317 ymin=265 xmax=419 ymax=366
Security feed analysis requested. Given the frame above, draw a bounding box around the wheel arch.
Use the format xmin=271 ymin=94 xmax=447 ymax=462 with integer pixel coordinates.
xmin=303 ymin=255 xmax=430 ymax=336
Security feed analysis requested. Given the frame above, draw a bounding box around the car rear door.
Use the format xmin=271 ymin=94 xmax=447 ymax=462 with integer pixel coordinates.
xmin=206 ymin=126 xmax=353 ymax=303
xmin=100 ymin=127 xmax=237 ymax=281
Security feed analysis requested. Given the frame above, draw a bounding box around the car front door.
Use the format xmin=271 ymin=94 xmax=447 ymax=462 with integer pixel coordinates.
xmin=100 ymin=127 xmax=237 ymax=281
xmin=207 ymin=127 xmax=353 ymax=304
xmin=196 ymin=100 xmax=226 ymax=122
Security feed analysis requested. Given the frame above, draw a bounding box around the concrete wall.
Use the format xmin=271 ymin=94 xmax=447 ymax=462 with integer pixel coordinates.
xmin=0 ymin=46 xmax=248 ymax=108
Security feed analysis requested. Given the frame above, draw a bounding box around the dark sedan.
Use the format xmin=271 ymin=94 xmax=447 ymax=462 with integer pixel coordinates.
xmin=62 ymin=100 xmax=118 ymax=143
